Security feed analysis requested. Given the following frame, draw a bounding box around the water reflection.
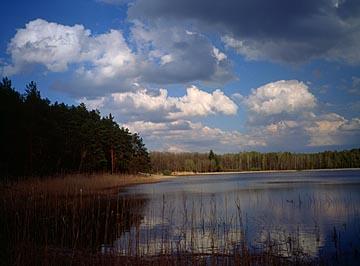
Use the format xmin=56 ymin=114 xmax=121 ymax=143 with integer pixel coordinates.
xmin=116 ymin=170 xmax=360 ymax=263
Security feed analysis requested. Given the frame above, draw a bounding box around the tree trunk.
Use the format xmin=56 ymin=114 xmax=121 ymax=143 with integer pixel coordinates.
xmin=111 ymin=146 xmax=114 ymax=174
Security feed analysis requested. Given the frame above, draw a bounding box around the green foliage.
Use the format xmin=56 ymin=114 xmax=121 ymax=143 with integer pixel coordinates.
xmin=208 ymin=149 xmax=215 ymax=161
xmin=208 ymin=149 xmax=221 ymax=172
xmin=0 ymin=78 xmax=151 ymax=180
xmin=184 ymin=159 xmax=196 ymax=172
xmin=162 ymin=169 xmax=172 ymax=176
xmin=150 ymin=149 xmax=360 ymax=173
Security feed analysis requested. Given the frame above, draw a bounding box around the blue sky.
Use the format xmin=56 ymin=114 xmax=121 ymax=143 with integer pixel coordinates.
xmin=1 ymin=0 xmax=360 ymax=153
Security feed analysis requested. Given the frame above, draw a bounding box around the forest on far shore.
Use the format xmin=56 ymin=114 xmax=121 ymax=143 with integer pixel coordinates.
xmin=150 ymin=149 xmax=360 ymax=174
xmin=0 ymin=78 xmax=151 ymax=180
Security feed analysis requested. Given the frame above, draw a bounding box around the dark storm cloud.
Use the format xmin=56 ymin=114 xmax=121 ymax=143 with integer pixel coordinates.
xmin=336 ymin=0 xmax=360 ymax=18
xmin=129 ymin=0 xmax=325 ymax=37
xmin=141 ymin=35 xmax=221 ymax=84
xmin=130 ymin=22 xmax=234 ymax=85
xmin=128 ymin=0 xmax=360 ymax=63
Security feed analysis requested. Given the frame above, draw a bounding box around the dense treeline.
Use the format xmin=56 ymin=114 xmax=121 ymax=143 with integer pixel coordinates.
xmin=150 ymin=149 xmax=360 ymax=173
xmin=0 ymin=78 xmax=150 ymax=179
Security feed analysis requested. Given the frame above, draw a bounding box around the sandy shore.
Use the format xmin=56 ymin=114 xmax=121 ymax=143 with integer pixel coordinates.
xmin=171 ymin=168 xmax=360 ymax=176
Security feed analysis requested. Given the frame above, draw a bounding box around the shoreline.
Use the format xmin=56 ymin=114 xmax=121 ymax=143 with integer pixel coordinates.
xmin=4 ymin=167 xmax=359 ymax=196
xmin=171 ymin=167 xmax=360 ymax=176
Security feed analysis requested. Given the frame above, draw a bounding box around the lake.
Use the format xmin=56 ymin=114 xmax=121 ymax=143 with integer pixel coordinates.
xmin=116 ymin=170 xmax=360 ymax=264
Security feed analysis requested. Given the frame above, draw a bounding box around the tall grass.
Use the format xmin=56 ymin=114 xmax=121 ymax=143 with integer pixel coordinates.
xmin=0 ymin=174 xmax=152 ymax=265
xmin=4 ymin=173 xmax=161 ymax=196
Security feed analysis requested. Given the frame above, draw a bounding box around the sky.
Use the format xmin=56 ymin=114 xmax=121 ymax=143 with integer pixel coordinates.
xmin=1 ymin=0 xmax=360 ymax=153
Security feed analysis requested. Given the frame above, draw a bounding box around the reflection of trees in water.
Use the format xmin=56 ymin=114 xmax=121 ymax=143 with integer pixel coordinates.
xmin=102 ymin=196 xmax=149 ymax=248
xmin=110 ymin=195 xmax=149 ymax=252
xmin=0 ymin=192 xmax=148 ymax=265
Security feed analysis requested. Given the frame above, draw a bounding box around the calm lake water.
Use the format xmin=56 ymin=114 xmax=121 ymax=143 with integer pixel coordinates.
xmin=116 ymin=170 xmax=360 ymax=263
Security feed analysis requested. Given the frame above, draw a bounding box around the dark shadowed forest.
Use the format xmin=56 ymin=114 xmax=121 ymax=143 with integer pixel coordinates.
xmin=0 ymin=78 xmax=150 ymax=180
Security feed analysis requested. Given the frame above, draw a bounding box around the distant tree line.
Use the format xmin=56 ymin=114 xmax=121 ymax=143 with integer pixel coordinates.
xmin=150 ymin=149 xmax=360 ymax=173
xmin=0 ymin=78 xmax=150 ymax=180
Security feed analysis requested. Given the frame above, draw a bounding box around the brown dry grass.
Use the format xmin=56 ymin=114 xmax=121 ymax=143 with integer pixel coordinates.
xmin=3 ymin=173 xmax=169 ymax=197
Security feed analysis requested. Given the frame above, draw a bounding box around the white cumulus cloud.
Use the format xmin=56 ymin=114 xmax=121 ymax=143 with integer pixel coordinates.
xmin=245 ymin=80 xmax=316 ymax=115
xmin=169 ymin=85 xmax=238 ymax=118
xmin=3 ymin=19 xmax=138 ymax=96
xmin=4 ymin=19 xmax=89 ymax=74
xmin=2 ymin=19 xmax=234 ymax=96
xmin=124 ymin=120 xmax=265 ymax=152
xmin=80 ymin=85 xmax=238 ymax=122
xmin=305 ymin=113 xmax=360 ymax=146
xmin=212 ymin=47 xmax=227 ymax=62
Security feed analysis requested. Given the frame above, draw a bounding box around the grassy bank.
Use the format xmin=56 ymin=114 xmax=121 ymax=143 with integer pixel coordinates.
xmin=2 ymin=173 xmax=172 ymax=196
